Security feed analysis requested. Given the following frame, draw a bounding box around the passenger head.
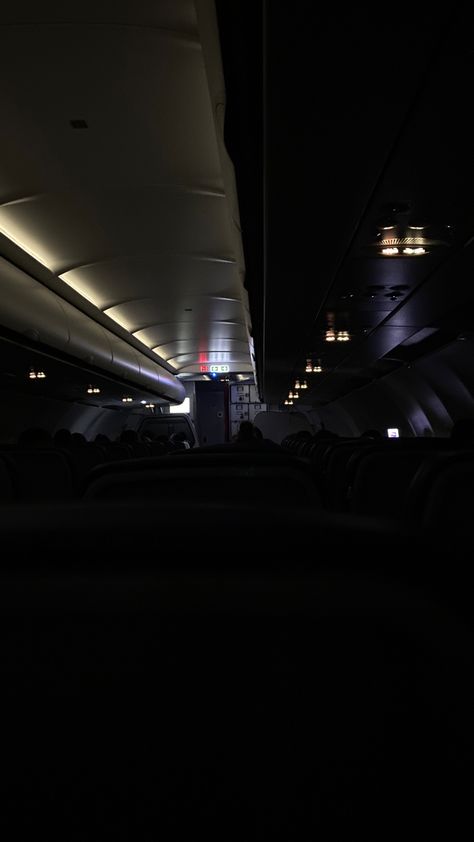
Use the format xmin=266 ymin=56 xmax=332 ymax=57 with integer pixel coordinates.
xmin=95 ymin=433 xmax=111 ymax=445
xmin=312 ymin=429 xmax=338 ymax=441
xmin=236 ymin=420 xmax=256 ymax=442
xmin=169 ymin=431 xmax=190 ymax=449
xmin=71 ymin=431 xmax=87 ymax=447
xmin=360 ymin=429 xmax=382 ymax=439
xmin=450 ymin=418 xmax=474 ymax=447
xmin=53 ymin=428 xmax=72 ymax=448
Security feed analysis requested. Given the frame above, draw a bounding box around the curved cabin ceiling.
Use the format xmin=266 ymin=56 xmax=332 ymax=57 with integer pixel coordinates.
xmin=0 ymin=0 xmax=254 ymax=386
xmin=217 ymin=4 xmax=474 ymax=410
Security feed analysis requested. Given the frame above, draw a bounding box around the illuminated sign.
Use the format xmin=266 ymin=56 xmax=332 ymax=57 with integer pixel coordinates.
xmin=200 ymin=364 xmax=230 ymax=373
xmin=387 ymin=428 xmax=400 ymax=438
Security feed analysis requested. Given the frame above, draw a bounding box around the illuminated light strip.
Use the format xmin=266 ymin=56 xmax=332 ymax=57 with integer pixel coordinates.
xmin=58 ymin=274 xmax=102 ymax=307
xmin=102 ymin=310 xmax=135 ymax=332
xmin=0 ymin=223 xmax=52 ymax=269
xmin=151 ymin=348 xmax=180 ymax=369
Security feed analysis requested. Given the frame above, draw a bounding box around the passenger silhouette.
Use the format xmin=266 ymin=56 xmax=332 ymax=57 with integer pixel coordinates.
xmin=234 ymin=420 xmax=281 ymax=450
xmin=53 ymin=428 xmax=72 ymax=448
xmin=236 ymin=420 xmax=256 ymax=442
xmin=312 ymin=429 xmax=338 ymax=441
xmin=360 ymin=429 xmax=382 ymax=439
xmin=169 ymin=431 xmax=190 ymax=450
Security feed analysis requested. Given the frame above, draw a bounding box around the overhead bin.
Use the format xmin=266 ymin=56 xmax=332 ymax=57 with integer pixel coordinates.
xmin=0 ymin=256 xmax=185 ymax=403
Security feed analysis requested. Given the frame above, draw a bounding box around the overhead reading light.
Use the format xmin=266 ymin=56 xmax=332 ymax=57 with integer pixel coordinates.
xmin=373 ymin=233 xmax=448 ymax=257
xmin=145 ymin=403 xmax=155 ymax=410
xmin=379 ymin=238 xmax=430 ymax=256
xmin=336 ymin=330 xmax=350 ymax=342
xmin=325 ymin=329 xmax=336 ymax=342
xmin=284 ymin=399 xmax=293 ymax=405
xmin=288 ymin=391 xmax=294 ymax=399
xmin=369 ymin=205 xmax=453 ymax=256
xmin=300 ymin=380 xmax=308 ymax=389
xmin=87 ymin=386 xmax=101 ymax=395
xmin=122 ymin=396 xmax=133 ymax=403
xmin=313 ymin=360 xmax=322 ymax=373
xmin=294 ymin=379 xmax=301 ymax=390
xmin=28 ymin=368 xmax=46 ymax=379
xmin=305 ymin=359 xmax=313 ymax=373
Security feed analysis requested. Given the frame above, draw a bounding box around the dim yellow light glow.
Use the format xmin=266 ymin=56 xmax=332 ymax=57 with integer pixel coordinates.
xmin=0 ymin=222 xmax=52 ymax=269
xmin=58 ymin=274 xmax=103 ymax=308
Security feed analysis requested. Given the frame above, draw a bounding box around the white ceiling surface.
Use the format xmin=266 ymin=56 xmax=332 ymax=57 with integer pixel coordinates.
xmin=0 ymin=0 xmax=254 ymax=375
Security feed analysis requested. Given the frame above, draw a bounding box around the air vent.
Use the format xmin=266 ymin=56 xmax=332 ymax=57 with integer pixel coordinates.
xmin=70 ymin=119 xmax=88 ymax=129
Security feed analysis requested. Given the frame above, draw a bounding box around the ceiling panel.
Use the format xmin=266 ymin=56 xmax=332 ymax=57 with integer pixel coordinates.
xmin=104 ymin=296 xmax=246 ymax=334
xmin=134 ymin=320 xmax=248 ymax=348
xmin=0 ymin=21 xmax=220 ymax=197
xmin=0 ymin=0 xmax=253 ymax=378
xmin=216 ymin=2 xmax=474 ymax=402
xmin=168 ymin=351 xmax=251 ymax=369
xmin=0 ymin=192 xmax=235 ymax=277
xmin=60 ymin=254 xmax=239 ymax=311
xmin=154 ymin=338 xmax=249 ymax=360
